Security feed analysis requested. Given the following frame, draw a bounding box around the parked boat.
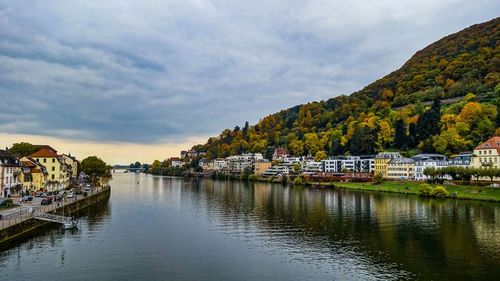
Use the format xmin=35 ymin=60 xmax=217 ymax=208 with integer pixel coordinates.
xmin=63 ymin=218 xmax=78 ymax=230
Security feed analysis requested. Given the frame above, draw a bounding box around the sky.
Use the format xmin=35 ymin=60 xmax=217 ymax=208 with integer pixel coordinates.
xmin=0 ymin=0 xmax=498 ymax=164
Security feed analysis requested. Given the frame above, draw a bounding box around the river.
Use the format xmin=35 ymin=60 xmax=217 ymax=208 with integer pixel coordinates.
xmin=1 ymin=173 xmax=499 ymax=280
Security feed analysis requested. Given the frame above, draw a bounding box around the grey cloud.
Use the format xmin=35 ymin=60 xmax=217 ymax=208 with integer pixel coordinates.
xmin=0 ymin=0 xmax=498 ymax=143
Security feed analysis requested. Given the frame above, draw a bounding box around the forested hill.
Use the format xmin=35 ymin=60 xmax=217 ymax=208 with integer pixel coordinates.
xmin=193 ymin=17 xmax=500 ymax=160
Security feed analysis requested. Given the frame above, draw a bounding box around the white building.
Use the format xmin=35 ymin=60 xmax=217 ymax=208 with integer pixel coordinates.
xmin=322 ymin=155 xmax=375 ymax=173
xmin=301 ymin=161 xmax=323 ymax=174
xmin=448 ymin=153 xmax=471 ymax=167
xmin=263 ymin=165 xmax=290 ymax=176
xmin=0 ymin=149 xmax=22 ymax=198
xmin=282 ymin=157 xmax=302 ymax=166
xmin=412 ymin=154 xmax=448 ymax=181
xmin=227 ymin=153 xmax=264 ymax=173
xmin=213 ymin=158 xmax=229 ymax=171
xmin=170 ymin=158 xmax=183 ymax=168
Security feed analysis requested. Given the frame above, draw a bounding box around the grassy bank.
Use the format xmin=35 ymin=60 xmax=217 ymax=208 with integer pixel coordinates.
xmin=332 ymin=181 xmax=500 ymax=202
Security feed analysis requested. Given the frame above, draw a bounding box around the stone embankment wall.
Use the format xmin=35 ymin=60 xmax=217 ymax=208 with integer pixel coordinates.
xmin=0 ymin=187 xmax=110 ymax=245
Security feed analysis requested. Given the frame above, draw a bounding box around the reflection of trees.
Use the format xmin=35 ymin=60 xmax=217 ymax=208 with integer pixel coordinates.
xmin=198 ymin=179 xmax=500 ymax=280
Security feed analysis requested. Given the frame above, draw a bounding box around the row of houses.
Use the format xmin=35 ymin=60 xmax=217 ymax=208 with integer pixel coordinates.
xmin=0 ymin=145 xmax=79 ymax=198
xmin=195 ymin=136 xmax=500 ymax=181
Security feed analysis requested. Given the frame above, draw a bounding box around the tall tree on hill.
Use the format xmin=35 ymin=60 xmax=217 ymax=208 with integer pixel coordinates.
xmin=394 ymin=119 xmax=409 ymax=150
xmin=349 ymin=127 xmax=377 ymax=155
xmin=416 ymin=98 xmax=441 ymax=141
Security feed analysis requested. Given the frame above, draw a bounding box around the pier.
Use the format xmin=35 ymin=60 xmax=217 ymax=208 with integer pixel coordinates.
xmin=34 ymin=213 xmax=74 ymax=225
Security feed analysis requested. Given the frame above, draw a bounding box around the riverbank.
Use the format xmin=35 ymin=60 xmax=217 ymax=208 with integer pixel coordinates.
xmin=307 ymin=181 xmax=500 ymax=202
xmin=192 ymin=173 xmax=500 ymax=203
xmin=0 ymin=186 xmax=111 ymax=245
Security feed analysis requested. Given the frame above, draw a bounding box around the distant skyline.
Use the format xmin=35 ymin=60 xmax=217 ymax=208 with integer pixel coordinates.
xmin=1 ymin=1 xmax=499 ymax=163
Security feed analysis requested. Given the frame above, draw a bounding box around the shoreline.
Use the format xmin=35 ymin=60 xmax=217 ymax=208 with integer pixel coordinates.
xmin=0 ymin=186 xmax=111 ymax=245
xmin=170 ymin=173 xmax=500 ymax=203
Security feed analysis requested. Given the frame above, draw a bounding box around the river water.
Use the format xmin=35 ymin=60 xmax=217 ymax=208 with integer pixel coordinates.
xmin=1 ymin=173 xmax=499 ymax=280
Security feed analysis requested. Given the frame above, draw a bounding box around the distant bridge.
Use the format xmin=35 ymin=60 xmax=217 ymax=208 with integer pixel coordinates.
xmin=124 ymin=167 xmax=144 ymax=173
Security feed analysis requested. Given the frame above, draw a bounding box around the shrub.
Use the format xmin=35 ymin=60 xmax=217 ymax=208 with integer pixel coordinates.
xmin=248 ymin=174 xmax=258 ymax=181
xmin=281 ymin=176 xmax=288 ymax=185
xmin=0 ymin=198 xmax=15 ymax=208
xmin=417 ymin=184 xmax=434 ymax=197
xmin=373 ymin=173 xmax=384 ymax=184
xmin=432 ymin=186 xmax=450 ymax=197
xmin=293 ymin=177 xmax=303 ymax=185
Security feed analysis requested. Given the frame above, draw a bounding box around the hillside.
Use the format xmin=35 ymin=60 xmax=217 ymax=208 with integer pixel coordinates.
xmin=192 ymin=18 xmax=500 ymax=160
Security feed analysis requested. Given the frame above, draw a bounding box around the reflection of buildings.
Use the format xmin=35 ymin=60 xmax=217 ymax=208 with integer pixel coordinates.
xmin=198 ymin=178 xmax=500 ymax=280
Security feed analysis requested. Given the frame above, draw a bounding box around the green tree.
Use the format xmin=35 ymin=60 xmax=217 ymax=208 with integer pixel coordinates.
xmin=393 ymin=119 xmax=408 ymax=149
xmin=315 ymin=151 xmax=328 ymax=161
xmin=417 ymin=98 xmax=441 ymax=141
xmin=8 ymin=142 xmax=39 ymax=157
xmin=81 ymin=156 xmax=110 ymax=185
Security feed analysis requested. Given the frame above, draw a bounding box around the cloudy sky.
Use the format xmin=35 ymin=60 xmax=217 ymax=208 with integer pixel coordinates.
xmin=0 ymin=1 xmax=498 ymax=164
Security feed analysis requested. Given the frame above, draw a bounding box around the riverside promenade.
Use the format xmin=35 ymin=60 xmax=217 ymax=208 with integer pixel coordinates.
xmin=0 ymin=185 xmax=110 ymax=244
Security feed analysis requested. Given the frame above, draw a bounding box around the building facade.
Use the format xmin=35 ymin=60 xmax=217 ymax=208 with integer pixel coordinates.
xmin=254 ymin=160 xmax=272 ymax=175
xmin=374 ymin=152 xmax=402 ymax=178
xmin=412 ymin=154 xmax=448 ymax=181
xmin=0 ymin=150 xmax=22 ymax=198
xmin=20 ymin=157 xmax=48 ymax=192
xmin=29 ymin=147 xmax=69 ymax=192
xmin=470 ymin=136 xmax=500 ymax=181
xmin=471 ymin=136 xmax=500 ymax=169
xmin=387 ymin=158 xmax=415 ymax=180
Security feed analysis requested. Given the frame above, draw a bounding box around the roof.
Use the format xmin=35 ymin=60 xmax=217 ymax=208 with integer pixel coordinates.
xmin=412 ymin=154 xmax=447 ymax=161
xmin=0 ymin=149 xmax=16 ymax=159
xmin=0 ymin=149 xmax=20 ymax=166
xmin=35 ymin=145 xmax=58 ymax=153
xmin=474 ymin=136 xmax=500 ymax=154
xmin=376 ymin=152 xmax=402 ymax=159
xmin=29 ymin=147 xmax=59 ymax=158
xmin=388 ymin=158 xmax=415 ymax=164
xmin=274 ymin=148 xmax=289 ymax=155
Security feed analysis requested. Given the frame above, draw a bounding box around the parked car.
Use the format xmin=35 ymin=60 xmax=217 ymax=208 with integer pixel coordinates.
xmin=22 ymin=195 xmax=33 ymax=201
xmin=84 ymin=187 xmax=91 ymax=192
xmin=41 ymin=198 xmax=52 ymax=205
xmin=41 ymin=192 xmax=48 ymax=198
xmin=66 ymin=192 xmax=75 ymax=198
xmin=55 ymin=195 xmax=64 ymax=202
xmin=35 ymin=191 xmax=44 ymax=197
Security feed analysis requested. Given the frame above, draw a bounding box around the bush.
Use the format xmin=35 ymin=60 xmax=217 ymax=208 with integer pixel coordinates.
xmin=281 ymin=176 xmax=288 ymax=185
xmin=293 ymin=177 xmax=303 ymax=185
xmin=431 ymin=186 xmax=450 ymax=198
xmin=417 ymin=184 xmax=434 ymax=197
xmin=418 ymin=184 xmax=450 ymax=198
xmin=373 ymin=173 xmax=384 ymax=184
xmin=0 ymin=198 xmax=15 ymax=208
xmin=248 ymin=174 xmax=258 ymax=181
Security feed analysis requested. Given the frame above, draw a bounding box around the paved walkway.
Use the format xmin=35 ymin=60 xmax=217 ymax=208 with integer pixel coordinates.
xmin=0 ymin=186 xmax=109 ymax=230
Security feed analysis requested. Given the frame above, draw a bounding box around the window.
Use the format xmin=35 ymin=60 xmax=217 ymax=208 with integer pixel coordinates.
xmin=52 ymin=159 xmax=55 ymax=163
xmin=43 ymin=158 xmax=46 ymax=163
xmin=52 ymin=167 xmax=55 ymax=171
xmin=51 ymin=175 xmax=55 ymax=179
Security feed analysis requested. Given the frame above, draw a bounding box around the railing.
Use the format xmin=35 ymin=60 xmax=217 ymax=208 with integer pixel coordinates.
xmin=0 ymin=184 xmax=110 ymax=230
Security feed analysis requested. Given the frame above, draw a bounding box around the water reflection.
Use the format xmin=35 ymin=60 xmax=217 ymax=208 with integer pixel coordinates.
xmin=195 ymin=179 xmax=500 ymax=280
xmin=1 ymin=174 xmax=499 ymax=281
